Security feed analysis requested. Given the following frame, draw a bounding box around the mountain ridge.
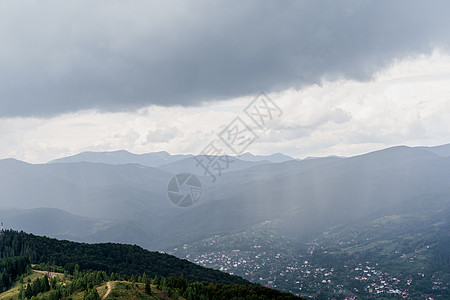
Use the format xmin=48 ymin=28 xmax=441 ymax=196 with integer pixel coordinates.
xmin=1 ymin=143 xmax=449 ymax=251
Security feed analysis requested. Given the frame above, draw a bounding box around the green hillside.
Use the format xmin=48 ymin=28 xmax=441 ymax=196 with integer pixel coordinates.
xmin=0 ymin=230 xmax=248 ymax=285
xmin=0 ymin=230 xmax=304 ymax=299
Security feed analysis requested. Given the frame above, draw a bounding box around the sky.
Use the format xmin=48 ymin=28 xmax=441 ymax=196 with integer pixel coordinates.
xmin=1 ymin=0 xmax=450 ymax=163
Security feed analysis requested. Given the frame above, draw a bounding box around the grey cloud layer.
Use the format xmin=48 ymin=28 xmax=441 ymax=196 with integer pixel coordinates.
xmin=1 ymin=0 xmax=449 ymax=117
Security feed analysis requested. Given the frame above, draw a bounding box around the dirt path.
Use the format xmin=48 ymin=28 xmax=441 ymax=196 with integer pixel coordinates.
xmin=33 ymin=269 xmax=59 ymax=279
xmin=102 ymin=282 xmax=112 ymax=300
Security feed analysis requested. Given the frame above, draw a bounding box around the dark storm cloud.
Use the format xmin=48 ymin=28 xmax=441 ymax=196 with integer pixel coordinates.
xmin=0 ymin=0 xmax=449 ymax=117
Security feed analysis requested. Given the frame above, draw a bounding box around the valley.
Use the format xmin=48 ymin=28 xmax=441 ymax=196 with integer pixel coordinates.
xmin=1 ymin=145 xmax=450 ymax=298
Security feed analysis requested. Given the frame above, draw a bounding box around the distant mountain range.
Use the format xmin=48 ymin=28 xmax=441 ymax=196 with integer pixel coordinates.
xmin=49 ymin=150 xmax=297 ymax=166
xmin=47 ymin=150 xmax=297 ymax=177
xmin=417 ymin=143 xmax=450 ymax=157
xmin=48 ymin=150 xmax=192 ymax=167
xmin=0 ymin=143 xmax=449 ymax=252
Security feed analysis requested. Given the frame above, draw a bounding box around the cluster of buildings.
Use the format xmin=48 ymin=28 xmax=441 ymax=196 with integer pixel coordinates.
xmin=169 ymin=231 xmax=448 ymax=299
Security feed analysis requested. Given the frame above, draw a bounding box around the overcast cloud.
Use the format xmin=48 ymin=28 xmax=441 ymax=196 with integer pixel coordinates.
xmin=1 ymin=51 xmax=449 ymax=163
xmin=1 ymin=0 xmax=450 ymax=117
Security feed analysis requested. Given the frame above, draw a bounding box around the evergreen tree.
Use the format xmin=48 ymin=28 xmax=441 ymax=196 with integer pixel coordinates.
xmin=145 ymin=281 xmax=151 ymax=295
xmin=24 ymin=283 xmax=32 ymax=299
xmin=43 ymin=275 xmax=51 ymax=292
xmin=83 ymin=287 xmax=100 ymax=300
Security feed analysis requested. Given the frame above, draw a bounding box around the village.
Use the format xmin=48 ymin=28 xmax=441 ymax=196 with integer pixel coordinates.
xmin=169 ymin=231 xmax=448 ymax=299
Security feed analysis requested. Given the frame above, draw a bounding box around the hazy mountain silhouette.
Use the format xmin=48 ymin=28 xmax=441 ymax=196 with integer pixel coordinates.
xmin=0 ymin=144 xmax=449 ymax=251
xmin=48 ymin=150 xmax=191 ymax=167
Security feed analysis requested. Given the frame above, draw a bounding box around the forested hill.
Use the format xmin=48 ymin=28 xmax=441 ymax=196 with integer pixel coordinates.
xmin=0 ymin=230 xmax=248 ymax=285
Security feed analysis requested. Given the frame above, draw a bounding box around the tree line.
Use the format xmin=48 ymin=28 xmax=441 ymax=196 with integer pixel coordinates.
xmin=0 ymin=230 xmax=248 ymax=285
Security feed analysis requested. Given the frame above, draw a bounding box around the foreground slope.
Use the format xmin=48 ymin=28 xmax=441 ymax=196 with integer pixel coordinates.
xmin=0 ymin=231 xmax=304 ymax=300
xmin=0 ymin=230 xmax=248 ymax=285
